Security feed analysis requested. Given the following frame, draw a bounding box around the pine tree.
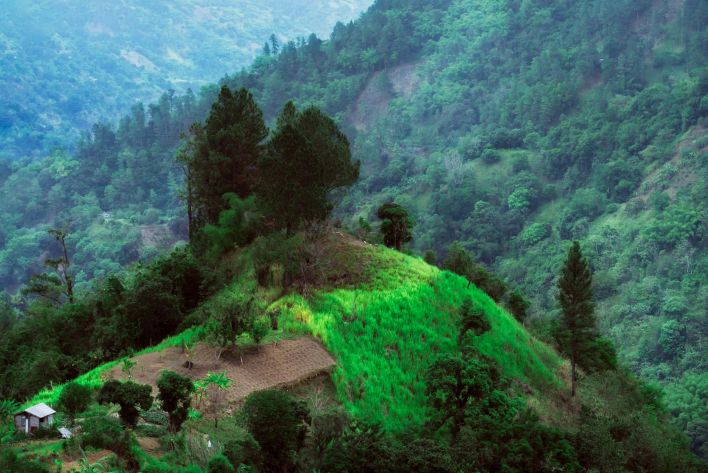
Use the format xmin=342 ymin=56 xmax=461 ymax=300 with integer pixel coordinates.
xmin=177 ymin=86 xmax=267 ymax=231
xmin=269 ymin=33 xmax=280 ymax=55
xmin=555 ymin=241 xmax=597 ymax=397
xmin=256 ymin=102 xmax=359 ymax=235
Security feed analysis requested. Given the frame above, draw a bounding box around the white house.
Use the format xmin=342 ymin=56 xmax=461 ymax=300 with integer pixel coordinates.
xmin=14 ymin=403 xmax=56 ymax=434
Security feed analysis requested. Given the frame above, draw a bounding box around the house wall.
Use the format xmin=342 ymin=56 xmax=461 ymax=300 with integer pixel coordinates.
xmin=13 ymin=412 xmax=55 ymax=433
xmin=13 ymin=414 xmax=44 ymax=432
xmin=13 ymin=414 xmax=25 ymax=431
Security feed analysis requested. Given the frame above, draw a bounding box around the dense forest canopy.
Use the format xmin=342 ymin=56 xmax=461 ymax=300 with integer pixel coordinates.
xmin=0 ymin=0 xmax=372 ymax=158
xmin=0 ymin=0 xmax=706 ymax=462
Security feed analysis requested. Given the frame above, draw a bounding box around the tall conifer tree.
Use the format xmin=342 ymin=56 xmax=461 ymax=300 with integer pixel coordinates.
xmin=555 ymin=241 xmax=597 ymax=397
xmin=178 ymin=86 xmax=267 ymax=233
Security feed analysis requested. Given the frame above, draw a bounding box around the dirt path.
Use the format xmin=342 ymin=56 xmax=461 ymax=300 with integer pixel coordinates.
xmin=107 ymin=337 xmax=335 ymax=405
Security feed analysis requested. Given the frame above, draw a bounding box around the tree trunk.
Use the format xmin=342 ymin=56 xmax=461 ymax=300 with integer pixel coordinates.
xmin=59 ymin=234 xmax=74 ymax=303
xmin=571 ymin=358 xmax=577 ymax=397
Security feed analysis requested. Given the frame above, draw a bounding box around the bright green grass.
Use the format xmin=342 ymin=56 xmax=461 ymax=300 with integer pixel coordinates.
xmin=24 ymin=327 xmax=203 ymax=410
xmin=24 ymin=242 xmax=564 ymax=436
xmin=275 ymin=244 xmax=564 ymax=432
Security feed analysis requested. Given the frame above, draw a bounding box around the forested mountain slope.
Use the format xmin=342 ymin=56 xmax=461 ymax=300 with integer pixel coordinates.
xmin=4 ymin=234 xmax=704 ymax=472
xmin=0 ymin=0 xmax=371 ymax=158
xmin=0 ymin=0 xmax=706 ymax=457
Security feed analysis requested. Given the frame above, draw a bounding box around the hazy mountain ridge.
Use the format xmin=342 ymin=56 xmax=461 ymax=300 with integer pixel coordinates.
xmin=0 ymin=0 xmax=372 ymax=158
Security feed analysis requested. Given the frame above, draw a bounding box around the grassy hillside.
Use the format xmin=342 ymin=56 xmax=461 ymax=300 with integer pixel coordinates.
xmin=274 ymin=240 xmax=565 ymax=431
xmin=7 ymin=235 xmax=703 ymax=472
xmin=22 ymin=238 xmax=565 ymax=431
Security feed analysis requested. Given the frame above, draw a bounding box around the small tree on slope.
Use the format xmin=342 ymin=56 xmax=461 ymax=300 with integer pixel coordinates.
xmin=377 ymin=202 xmax=413 ymax=250
xmin=157 ymin=370 xmax=194 ymax=432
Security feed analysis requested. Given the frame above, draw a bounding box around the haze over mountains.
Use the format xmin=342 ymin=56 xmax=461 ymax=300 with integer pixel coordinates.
xmin=0 ymin=0 xmax=372 ymax=158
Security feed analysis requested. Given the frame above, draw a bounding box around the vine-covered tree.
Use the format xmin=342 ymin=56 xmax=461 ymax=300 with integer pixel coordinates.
xmin=425 ymin=348 xmax=499 ymax=442
xmin=57 ymin=382 xmax=92 ymax=425
xmin=377 ymin=202 xmax=413 ymax=250
xmin=97 ymin=380 xmax=153 ymax=427
xmin=157 ymin=370 xmax=194 ymax=431
xmin=242 ymin=389 xmax=310 ymax=473
xmin=457 ymin=299 xmax=491 ymax=345
xmin=506 ymin=289 xmax=530 ymax=323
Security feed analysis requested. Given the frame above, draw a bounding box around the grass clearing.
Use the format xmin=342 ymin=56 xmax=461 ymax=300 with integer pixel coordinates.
xmin=275 ymin=244 xmax=565 ymax=432
xmin=23 ymin=239 xmax=566 ymax=437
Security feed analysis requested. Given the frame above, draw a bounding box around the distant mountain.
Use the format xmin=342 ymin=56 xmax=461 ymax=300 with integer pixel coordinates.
xmin=0 ymin=0 xmax=372 ymax=158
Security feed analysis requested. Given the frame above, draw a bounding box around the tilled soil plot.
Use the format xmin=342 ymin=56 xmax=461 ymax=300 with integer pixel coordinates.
xmin=107 ymin=336 xmax=335 ymax=404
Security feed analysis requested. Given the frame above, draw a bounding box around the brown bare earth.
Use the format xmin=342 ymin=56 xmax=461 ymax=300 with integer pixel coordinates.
xmin=107 ymin=337 xmax=335 ymax=409
xmin=139 ymin=223 xmax=179 ymax=250
xmin=348 ymin=62 xmax=421 ymax=132
xmin=61 ymin=449 xmax=113 ymax=473
xmin=136 ymin=436 xmax=163 ymax=458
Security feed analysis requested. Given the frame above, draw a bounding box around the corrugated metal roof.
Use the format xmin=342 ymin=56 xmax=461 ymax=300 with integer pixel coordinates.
xmin=23 ymin=403 xmax=56 ymax=418
xmin=59 ymin=427 xmax=72 ymax=438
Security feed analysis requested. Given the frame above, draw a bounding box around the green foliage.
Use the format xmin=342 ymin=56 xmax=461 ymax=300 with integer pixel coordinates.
xmin=453 ymin=408 xmax=581 ymax=473
xmin=75 ymin=405 xmax=139 ymax=469
xmin=576 ymin=371 xmax=706 ymax=473
xmin=425 ymin=347 xmax=499 ymax=441
xmin=251 ymin=232 xmax=304 ymax=288
xmin=0 ymin=448 xmax=49 ymax=473
xmin=277 ymin=245 xmax=563 ymax=432
xmin=79 ymin=411 xmax=125 ymax=450
xmin=256 ymin=102 xmax=359 ymax=233
xmin=480 ymin=148 xmax=501 ymax=164
xmin=506 ymin=289 xmax=530 ymax=323
xmin=422 ymin=249 xmax=437 ymax=265
xmin=97 ymin=379 xmax=153 ymax=427
xmin=458 ymin=299 xmax=491 ymax=343
xmin=200 ymin=194 xmax=261 ymax=260
xmin=0 ymin=247 xmax=204 ymax=401
xmin=179 ymin=86 xmax=267 ymax=232
xmin=377 ymin=202 xmax=414 ymax=250
xmin=442 ymin=241 xmax=507 ymax=302
xmin=0 ymin=1 xmax=370 ymax=158
xmin=0 ymin=0 xmax=705 ymax=459
xmin=199 ymin=371 xmax=232 ymax=428
xmin=57 ymin=382 xmax=92 ymax=422
xmin=242 ymin=389 xmax=310 ymax=473
xmin=204 ymin=292 xmax=257 ymax=360
xmin=157 ymin=370 xmax=194 ymax=432
xmin=208 ymin=454 xmax=235 ymax=473
xmin=664 ymin=372 xmax=708 ymax=459
xmin=554 ymin=242 xmax=613 ymax=395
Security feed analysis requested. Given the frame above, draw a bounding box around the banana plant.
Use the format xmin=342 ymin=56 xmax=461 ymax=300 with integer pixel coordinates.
xmin=202 ymin=371 xmax=232 ymax=428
